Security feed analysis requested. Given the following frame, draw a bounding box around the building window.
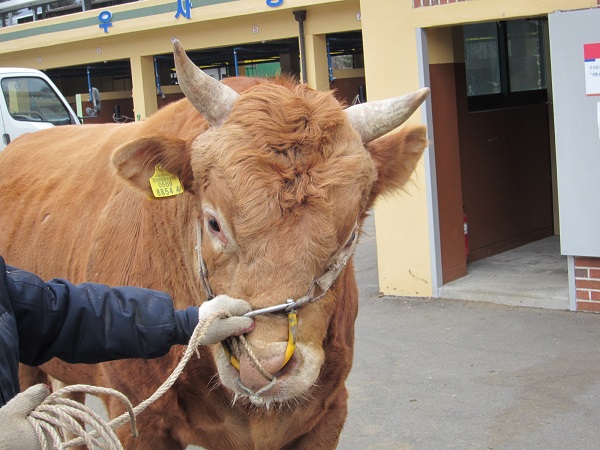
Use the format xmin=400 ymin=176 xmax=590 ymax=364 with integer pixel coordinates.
xmin=463 ymin=19 xmax=547 ymax=111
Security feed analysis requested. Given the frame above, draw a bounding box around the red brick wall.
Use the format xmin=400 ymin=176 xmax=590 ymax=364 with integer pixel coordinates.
xmin=413 ymin=0 xmax=467 ymax=7
xmin=575 ymin=257 xmax=600 ymax=312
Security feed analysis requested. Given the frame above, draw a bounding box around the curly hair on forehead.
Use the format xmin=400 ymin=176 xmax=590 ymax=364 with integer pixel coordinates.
xmin=193 ymin=77 xmax=375 ymax=233
xmin=228 ymin=80 xmax=348 ymax=158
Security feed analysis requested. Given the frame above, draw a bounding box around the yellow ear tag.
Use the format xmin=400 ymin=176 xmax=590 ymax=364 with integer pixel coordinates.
xmin=149 ymin=164 xmax=184 ymax=198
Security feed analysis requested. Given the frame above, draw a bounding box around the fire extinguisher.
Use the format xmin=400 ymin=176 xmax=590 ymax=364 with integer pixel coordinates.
xmin=463 ymin=211 xmax=469 ymax=259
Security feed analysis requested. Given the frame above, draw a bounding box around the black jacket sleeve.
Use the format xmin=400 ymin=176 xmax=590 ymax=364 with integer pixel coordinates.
xmin=4 ymin=259 xmax=199 ymax=367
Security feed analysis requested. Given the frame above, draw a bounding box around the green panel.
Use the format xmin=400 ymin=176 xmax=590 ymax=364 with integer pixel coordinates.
xmin=244 ymin=62 xmax=280 ymax=77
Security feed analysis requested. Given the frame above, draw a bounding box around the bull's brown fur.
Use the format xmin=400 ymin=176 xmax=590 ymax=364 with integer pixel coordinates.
xmin=0 ymin=75 xmax=427 ymax=449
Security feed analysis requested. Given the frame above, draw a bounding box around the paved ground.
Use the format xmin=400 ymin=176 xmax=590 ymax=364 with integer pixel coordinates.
xmin=340 ymin=297 xmax=600 ymax=449
xmin=439 ymin=236 xmax=570 ymax=311
xmin=338 ymin=215 xmax=600 ymax=450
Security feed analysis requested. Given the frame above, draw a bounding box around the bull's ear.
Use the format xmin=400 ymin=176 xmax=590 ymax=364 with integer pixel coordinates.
xmin=111 ymin=135 xmax=194 ymax=197
xmin=365 ymin=124 xmax=428 ymax=209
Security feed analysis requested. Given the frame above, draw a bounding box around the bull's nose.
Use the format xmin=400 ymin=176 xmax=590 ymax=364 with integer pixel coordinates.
xmin=238 ymin=348 xmax=288 ymax=391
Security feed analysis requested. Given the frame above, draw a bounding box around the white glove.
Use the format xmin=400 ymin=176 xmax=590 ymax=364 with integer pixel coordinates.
xmin=0 ymin=384 xmax=49 ymax=450
xmin=198 ymin=295 xmax=254 ymax=345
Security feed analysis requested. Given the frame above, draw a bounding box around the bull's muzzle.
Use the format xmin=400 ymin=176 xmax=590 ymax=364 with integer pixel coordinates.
xmin=222 ymin=310 xmax=297 ymax=376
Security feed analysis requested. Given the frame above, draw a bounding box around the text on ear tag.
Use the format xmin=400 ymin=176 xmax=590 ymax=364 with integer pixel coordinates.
xmin=149 ymin=164 xmax=184 ymax=198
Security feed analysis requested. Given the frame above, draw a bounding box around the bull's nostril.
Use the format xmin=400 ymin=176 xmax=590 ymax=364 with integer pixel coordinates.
xmin=274 ymin=351 xmax=301 ymax=379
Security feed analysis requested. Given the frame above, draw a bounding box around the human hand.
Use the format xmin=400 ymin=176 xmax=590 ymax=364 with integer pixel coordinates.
xmin=0 ymin=384 xmax=49 ymax=450
xmin=198 ymin=295 xmax=254 ymax=345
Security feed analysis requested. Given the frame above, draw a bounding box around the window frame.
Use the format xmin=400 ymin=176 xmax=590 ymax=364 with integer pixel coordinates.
xmin=464 ymin=19 xmax=548 ymax=112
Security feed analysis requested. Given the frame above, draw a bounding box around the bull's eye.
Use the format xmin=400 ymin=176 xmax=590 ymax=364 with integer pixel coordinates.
xmin=208 ymin=217 xmax=221 ymax=233
xmin=205 ymin=212 xmax=229 ymax=246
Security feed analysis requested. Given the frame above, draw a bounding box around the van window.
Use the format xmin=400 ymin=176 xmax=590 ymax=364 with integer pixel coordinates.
xmin=1 ymin=76 xmax=74 ymax=126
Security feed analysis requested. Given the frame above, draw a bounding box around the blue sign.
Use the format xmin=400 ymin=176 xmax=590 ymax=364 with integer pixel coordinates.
xmin=98 ymin=11 xmax=112 ymax=33
xmin=175 ymin=0 xmax=192 ymax=19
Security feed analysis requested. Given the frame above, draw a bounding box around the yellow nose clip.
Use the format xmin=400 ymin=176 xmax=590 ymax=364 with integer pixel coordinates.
xmin=222 ymin=310 xmax=298 ymax=373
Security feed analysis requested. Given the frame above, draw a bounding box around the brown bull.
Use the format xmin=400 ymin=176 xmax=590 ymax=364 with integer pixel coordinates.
xmin=0 ymin=39 xmax=428 ymax=449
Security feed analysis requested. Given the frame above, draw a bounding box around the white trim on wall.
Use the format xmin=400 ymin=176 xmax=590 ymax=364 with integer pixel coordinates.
xmin=417 ymin=27 xmax=443 ymax=297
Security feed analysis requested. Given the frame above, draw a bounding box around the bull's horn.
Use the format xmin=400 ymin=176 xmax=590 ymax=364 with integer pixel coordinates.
xmin=345 ymin=87 xmax=430 ymax=143
xmin=172 ymin=37 xmax=239 ymax=126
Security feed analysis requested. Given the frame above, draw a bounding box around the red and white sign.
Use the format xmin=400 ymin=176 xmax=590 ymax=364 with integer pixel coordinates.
xmin=584 ymin=43 xmax=600 ymax=96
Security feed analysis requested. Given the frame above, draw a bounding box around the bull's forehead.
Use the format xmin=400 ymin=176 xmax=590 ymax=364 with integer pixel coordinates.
xmin=191 ymin=82 xmax=376 ymax=241
xmin=193 ymin=81 xmax=366 ymax=164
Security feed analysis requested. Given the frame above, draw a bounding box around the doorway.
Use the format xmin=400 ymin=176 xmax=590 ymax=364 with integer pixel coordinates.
xmin=427 ymin=21 xmax=568 ymax=309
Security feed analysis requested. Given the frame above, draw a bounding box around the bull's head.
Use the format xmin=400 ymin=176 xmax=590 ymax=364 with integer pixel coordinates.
xmin=111 ymin=39 xmax=428 ymax=407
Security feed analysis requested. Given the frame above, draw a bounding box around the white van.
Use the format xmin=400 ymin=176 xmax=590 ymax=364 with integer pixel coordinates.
xmin=0 ymin=67 xmax=81 ymax=151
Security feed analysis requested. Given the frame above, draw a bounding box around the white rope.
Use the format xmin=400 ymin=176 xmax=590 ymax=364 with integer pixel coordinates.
xmin=27 ymin=309 xmax=228 ymax=450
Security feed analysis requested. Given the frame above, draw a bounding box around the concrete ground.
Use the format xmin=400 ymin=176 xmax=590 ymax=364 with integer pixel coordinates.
xmin=340 ymin=296 xmax=600 ymax=450
xmin=438 ymin=236 xmax=570 ymax=310
xmin=338 ymin=215 xmax=600 ymax=450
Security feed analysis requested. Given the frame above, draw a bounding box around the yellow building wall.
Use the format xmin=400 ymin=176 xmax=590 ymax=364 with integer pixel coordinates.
xmin=411 ymin=0 xmax=597 ymax=28
xmin=0 ymin=0 xmax=360 ymax=71
xmin=359 ymin=0 xmax=432 ymax=296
